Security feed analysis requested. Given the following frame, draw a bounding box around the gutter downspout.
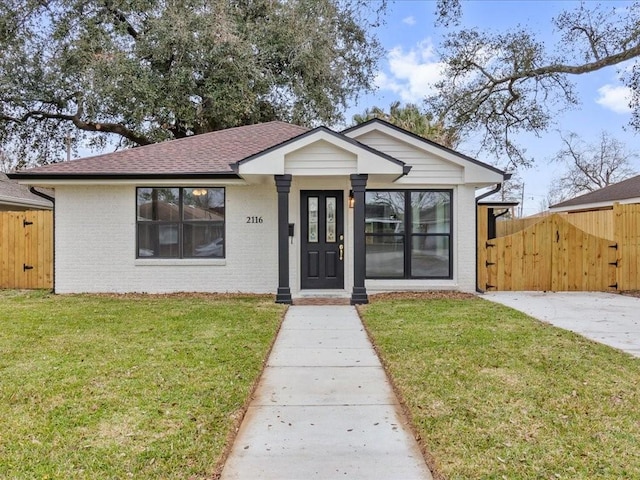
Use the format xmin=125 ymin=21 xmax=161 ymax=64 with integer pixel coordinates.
xmin=475 ymin=183 xmax=503 ymax=293
xmin=392 ymin=165 xmax=413 ymax=182
xmin=29 ymin=187 xmax=55 ymax=293
xmin=29 ymin=187 xmax=54 ymax=204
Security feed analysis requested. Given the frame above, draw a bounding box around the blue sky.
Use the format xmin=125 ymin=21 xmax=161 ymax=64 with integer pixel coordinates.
xmin=346 ymin=0 xmax=640 ymax=215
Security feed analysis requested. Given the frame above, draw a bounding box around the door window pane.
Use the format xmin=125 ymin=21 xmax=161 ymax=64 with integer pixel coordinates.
xmin=411 ymin=192 xmax=450 ymax=233
xmin=411 ymin=236 xmax=450 ymax=277
xmin=326 ymin=197 xmax=336 ymax=243
xmin=308 ymin=197 xmax=319 ymax=243
xmin=365 ymin=235 xmax=404 ymax=278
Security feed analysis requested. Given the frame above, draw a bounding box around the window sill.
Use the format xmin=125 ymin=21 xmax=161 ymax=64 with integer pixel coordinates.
xmin=135 ymin=258 xmax=226 ymax=267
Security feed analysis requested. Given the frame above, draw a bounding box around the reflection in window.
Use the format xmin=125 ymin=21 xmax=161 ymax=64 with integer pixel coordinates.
xmin=365 ymin=235 xmax=404 ymax=278
xmin=411 ymin=236 xmax=450 ymax=277
xmin=410 ymin=192 xmax=451 ymax=234
xmin=365 ymin=190 xmax=452 ymax=278
xmin=365 ymin=192 xmax=405 ymax=234
xmin=136 ymin=187 xmax=225 ymax=258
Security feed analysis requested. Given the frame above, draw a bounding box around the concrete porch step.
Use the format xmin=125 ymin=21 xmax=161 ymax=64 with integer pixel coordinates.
xmin=293 ymin=290 xmax=351 ymax=305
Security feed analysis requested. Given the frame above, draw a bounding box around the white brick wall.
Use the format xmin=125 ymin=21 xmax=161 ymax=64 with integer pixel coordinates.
xmin=455 ymin=185 xmax=478 ymax=292
xmin=55 ymin=184 xmax=278 ymax=293
xmin=53 ymin=181 xmax=479 ymax=294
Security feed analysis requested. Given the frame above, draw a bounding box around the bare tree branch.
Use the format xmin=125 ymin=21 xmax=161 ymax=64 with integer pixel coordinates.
xmin=428 ymin=2 xmax=640 ymax=166
xmin=548 ymin=131 xmax=638 ymax=204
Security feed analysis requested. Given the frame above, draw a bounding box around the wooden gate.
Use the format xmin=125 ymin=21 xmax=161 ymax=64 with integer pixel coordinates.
xmin=480 ymin=214 xmax=617 ymax=291
xmin=0 ymin=210 xmax=53 ymax=289
xmin=616 ymin=203 xmax=640 ymax=291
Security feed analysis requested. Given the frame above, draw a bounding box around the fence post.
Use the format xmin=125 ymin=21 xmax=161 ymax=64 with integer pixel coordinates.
xmin=477 ymin=205 xmax=489 ymax=291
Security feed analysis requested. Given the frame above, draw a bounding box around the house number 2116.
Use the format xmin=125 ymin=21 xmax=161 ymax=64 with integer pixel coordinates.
xmin=246 ymin=216 xmax=264 ymax=224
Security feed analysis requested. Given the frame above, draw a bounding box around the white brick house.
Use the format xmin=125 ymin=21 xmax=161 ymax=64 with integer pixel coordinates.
xmin=11 ymin=120 xmax=507 ymax=304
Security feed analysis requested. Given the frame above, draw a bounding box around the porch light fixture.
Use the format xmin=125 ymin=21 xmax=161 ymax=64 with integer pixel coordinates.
xmin=349 ymin=190 xmax=355 ymax=208
xmin=192 ymin=188 xmax=208 ymax=196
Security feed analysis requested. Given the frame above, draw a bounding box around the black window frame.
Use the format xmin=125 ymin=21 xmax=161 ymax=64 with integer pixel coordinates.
xmin=365 ymin=189 xmax=453 ymax=279
xmin=136 ymin=187 xmax=225 ymax=259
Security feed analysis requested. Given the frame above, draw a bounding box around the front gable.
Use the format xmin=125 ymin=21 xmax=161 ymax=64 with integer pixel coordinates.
xmin=343 ymin=120 xmax=506 ymax=185
xmin=235 ymin=127 xmax=407 ymax=179
xmin=284 ymin=140 xmax=357 ymax=175
xmin=352 ymin=130 xmax=464 ymax=184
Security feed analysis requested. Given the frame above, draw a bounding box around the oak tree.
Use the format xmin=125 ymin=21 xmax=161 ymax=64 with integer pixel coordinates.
xmin=0 ymin=0 xmax=386 ymax=165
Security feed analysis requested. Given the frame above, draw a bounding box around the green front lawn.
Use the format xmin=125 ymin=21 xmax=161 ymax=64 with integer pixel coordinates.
xmin=360 ymin=294 xmax=640 ymax=480
xmin=0 ymin=291 xmax=284 ymax=479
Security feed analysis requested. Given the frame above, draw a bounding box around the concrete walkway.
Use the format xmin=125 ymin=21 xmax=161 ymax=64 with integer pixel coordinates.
xmin=485 ymin=291 xmax=640 ymax=357
xmin=220 ymin=305 xmax=432 ymax=480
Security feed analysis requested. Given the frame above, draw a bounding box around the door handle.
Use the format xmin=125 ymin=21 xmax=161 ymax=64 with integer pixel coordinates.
xmin=339 ymin=244 xmax=344 ymax=261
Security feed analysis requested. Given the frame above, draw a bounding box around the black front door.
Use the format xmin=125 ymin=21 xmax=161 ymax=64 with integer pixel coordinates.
xmin=301 ymin=191 xmax=344 ymax=289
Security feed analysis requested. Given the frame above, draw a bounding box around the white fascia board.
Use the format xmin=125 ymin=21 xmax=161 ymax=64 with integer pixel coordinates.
xmin=0 ymin=195 xmax=52 ymax=209
xmin=346 ymin=122 xmax=504 ymax=183
xmin=14 ymin=178 xmax=248 ymax=187
xmin=238 ymin=129 xmax=404 ymax=176
xmin=464 ymin=167 xmax=506 ymax=184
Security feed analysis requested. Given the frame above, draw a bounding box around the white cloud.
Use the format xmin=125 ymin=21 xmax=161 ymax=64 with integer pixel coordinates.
xmin=596 ymin=84 xmax=632 ymax=114
xmin=402 ymin=16 xmax=416 ymax=26
xmin=375 ymin=40 xmax=445 ymax=103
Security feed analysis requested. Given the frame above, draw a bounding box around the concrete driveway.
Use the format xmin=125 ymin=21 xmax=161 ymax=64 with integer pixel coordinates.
xmin=484 ymin=292 xmax=640 ymax=358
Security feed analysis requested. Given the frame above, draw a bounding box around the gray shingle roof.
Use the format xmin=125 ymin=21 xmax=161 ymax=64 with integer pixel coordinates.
xmin=12 ymin=121 xmax=309 ymax=177
xmin=550 ymin=174 xmax=640 ymax=209
xmin=0 ymin=173 xmax=53 ymax=208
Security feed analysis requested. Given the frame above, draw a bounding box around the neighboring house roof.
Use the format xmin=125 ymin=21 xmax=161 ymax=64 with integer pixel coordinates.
xmin=10 ymin=121 xmax=309 ymax=179
xmin=0 ymin=173 xmax=53 ymax=209
xmin=549 ymin=174 xmax=640 ymax=212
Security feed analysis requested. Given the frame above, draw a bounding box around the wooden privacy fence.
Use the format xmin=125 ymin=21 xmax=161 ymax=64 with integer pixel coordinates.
xmin=0 ymin=210 xmax=53 ymax=289
xmin=478 ymin=203 xmax=640 ymax=292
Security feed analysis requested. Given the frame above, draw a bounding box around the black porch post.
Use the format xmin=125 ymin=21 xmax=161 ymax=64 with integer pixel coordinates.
xmin=350 ymin=174 xmax=369 ymax=305
xmin=275 ymin=174 xmax=293 ymax=304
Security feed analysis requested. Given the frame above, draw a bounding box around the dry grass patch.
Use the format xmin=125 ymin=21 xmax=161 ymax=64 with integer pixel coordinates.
xmin=360 ymin=295 xmax=640 ymax=479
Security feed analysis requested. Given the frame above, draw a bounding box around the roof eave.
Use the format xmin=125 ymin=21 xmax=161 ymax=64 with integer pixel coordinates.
xmin=8 ymin=172 xmax=241 ymax=181
xmin=0 ymin=195 xmax=53 ymax=209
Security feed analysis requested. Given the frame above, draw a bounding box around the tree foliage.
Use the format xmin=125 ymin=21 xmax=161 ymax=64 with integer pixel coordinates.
xmin=0 ymin=0 xmax=386 ymax=165
xmin=352 ymin=101 xmax=460 ymax=148
xmin=548 ymin=131 xmax=638 ymax=205
xmin=429 ymin=0 xmax=640 ymax=167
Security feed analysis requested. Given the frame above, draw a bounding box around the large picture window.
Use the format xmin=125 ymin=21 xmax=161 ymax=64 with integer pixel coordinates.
xmin=136 ymin=187 xmax=225 ymax=258
xmin=365 ymin=190 xmax=452 ymax=278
